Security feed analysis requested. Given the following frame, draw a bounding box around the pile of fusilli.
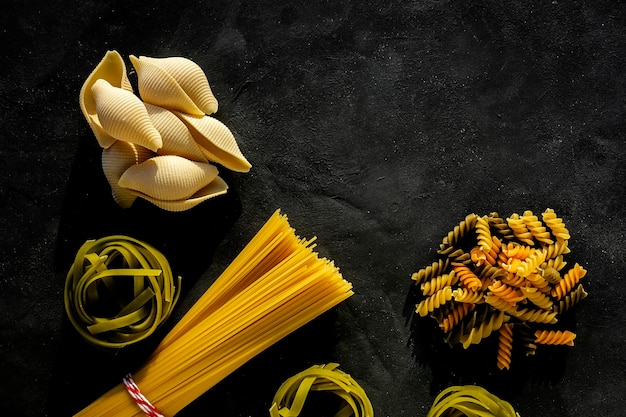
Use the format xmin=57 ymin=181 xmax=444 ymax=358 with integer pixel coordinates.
xmin=411 ymin=209 xmax=587 ymax=370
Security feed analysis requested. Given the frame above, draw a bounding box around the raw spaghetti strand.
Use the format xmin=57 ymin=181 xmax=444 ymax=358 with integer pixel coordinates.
xmin=75 ymin=209 xmax=354 ymax=416
xmin=64 ymin=235 xmax=181 ymax=349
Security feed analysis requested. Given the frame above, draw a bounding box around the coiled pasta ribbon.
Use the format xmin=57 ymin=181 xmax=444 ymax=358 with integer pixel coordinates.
xmin=427 ymin=385 xmax=520 ymax=417
xmin=269 ymin=363 xmax=373 ymax=417
xmin=64 ymin=235 xmax=181 ymax=349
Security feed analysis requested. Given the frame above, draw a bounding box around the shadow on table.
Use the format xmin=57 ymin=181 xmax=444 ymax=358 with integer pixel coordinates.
xmin=403 ymin=282 xmax=575 ymax=397
xmin=48 ymin=133 xmax=243 ymax=415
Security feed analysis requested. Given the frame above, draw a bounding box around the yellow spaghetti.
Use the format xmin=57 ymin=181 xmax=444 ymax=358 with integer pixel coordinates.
xmin=75 ymin=209 xmax=354 ymax=416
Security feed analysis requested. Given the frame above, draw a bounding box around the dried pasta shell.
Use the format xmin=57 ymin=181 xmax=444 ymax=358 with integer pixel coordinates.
xmin=101 ymin=141 xmax=154 ymax=208
xmin=144 ymin=103 xmax=208 ymax=162
xmin=118 ymin=155 xmax=219 ymax=201
xmin=91 ymin=79 xmax=163 ymax=152
xmin=130 ymin=55 xmax=218 ymax=116
xmin=79 ymin=50 xmax=134 ymax=148
xmin=176 ymin=112 xmax=251 ymax=172
xmin=137 ymin=176 xmax=229 ymax=212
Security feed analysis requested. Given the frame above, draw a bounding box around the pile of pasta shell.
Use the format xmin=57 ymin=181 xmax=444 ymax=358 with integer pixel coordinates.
xmin=411 ymin=209 xmax=588 ymax=370
xmin=79 ymin=50 xmax=251 ymax=211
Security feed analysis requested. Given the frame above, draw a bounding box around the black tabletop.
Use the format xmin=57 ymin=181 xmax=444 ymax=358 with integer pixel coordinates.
xmin=1 ymin=1 xmax=624 ymax=416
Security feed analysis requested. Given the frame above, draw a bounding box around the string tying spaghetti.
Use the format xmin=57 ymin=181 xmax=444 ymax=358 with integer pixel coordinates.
xmin=122 ymin=374 xmax=164 ymax=417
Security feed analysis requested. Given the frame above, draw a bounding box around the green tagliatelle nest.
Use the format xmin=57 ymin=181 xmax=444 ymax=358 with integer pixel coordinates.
xmin=64 ymin=235 xmax=181 ymax=349
xmin=411 ymin=209 xmax=588 ymax=370
xmin=427 ymin=385 xmax=520 ymax=417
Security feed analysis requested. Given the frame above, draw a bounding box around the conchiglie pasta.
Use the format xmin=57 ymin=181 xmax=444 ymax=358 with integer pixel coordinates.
xmin=118 ymin=155 xmax=219 ymax=201
xmin=80 ymin=50 xmax=134 ymax=149
xmin=130 ymin=55 xmax=218 ymax=116
xmin=80 ymin=50 xmax=252 ymax=211
xmin=91 ymin=79 xmax=163 ymax=152
xmin=176 ymin=112 xmax=252 ymax=173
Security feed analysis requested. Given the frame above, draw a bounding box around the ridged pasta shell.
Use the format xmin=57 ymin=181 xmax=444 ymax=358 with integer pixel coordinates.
xmin=144 ymin=103 xmax=208 ymax=163
xmin=91 ymin=79 xmax=163 ymax=152
xmin=79 ymin=50 xmax=134 ymax=148
xmin=130 ymin=55 xmax=218 ymax=116
xmin=175 ymin=112 xmax=252 ymax=173
xmin=101 ymin=140 xmax=155 ymax=208
xmin=134 ymin=176 xmax=229 ymax=212
xmin=118 ymin=155 xmax=219 ymax=201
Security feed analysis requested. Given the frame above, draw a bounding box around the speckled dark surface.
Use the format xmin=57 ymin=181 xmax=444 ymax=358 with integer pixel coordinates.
xmin=2 ymin=1 xmax=625 ymax=416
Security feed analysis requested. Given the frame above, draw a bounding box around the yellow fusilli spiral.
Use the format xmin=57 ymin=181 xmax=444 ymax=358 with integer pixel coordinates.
xmin=460 ymin=311 xmax=509 ymax=349
xmin=551 ymin=263 xmax=587 ymax=300
xmin=440 ymin=302 xmax=475 ymax=333
xmin=412 ymin=259 xmax=448 ymax=285
xmin=544 ymin=254 xmax=567 ymax=271
xmin=453 ymin=264 xmax=482 ymax=291
xmin=501 ymin=242 xmax=535 ymax=259
xmin=506 ymin=213 xmax=534 ymax=245
xmin=555 ymin=283 xmax=588 ymax=314
xmin=520 ymin=286 xmax=553 ymax=310
xmin=543 ymin=239 xmax=571 ymax=259
xmin=513 ymin=307 xmax=558 ymax=324
xmin=516 ymin=249 xmax=547 ymax=277
xmin=475 ymin=215 xmax=493 ymax=254
xmin=485 ymin=294 xmax=518 ymax=314
xmin=452 ymin=288 xmax=484 ymax=304
xmin=535 ymin=329 xmax=576 ymax=346
xmin=421 ymin=271 xmax=458 ymax=296
xmin=416 ymin=286 xmax=453 ymax=317
xmin=487 ymin=280 xmax=524 ymax=304
xmin=438 ymin=213 xmax=478 ymax=253
xmin=542 ymin=208 xmax=571 ymax=241
xmin=522 ymin=210 xmax=554 ymax=245
xmin=524 ymin=272 xmax=551 ymax=293
xmin=497 ymin=323 xmax=514 ymax=370
xmin=488 ymin=212 xmax=516 ymax=241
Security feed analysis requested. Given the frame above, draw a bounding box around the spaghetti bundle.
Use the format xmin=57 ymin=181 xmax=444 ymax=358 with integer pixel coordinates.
xmin=75 ymin=209 xmax=354 ymax=416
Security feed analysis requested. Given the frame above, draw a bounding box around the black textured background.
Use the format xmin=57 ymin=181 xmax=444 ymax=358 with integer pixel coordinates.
xmin=1 ymin=1 xmax=625 ymax=416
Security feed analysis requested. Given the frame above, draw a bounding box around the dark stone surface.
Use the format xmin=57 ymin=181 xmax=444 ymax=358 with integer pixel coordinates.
xmin=1 ymin=0 xmax=625 ymax=415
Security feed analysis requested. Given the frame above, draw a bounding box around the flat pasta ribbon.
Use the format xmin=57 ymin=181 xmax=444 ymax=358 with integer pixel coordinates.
xmin=270 ymin=363 xmax=374 ymax=417
xmin=64 ymin=235 xmax=181 ymax=349
xmin=427 ymin=385 xmax=520 ymax=417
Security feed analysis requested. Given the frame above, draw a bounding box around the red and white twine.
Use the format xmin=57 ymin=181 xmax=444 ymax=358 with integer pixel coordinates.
xmin=122 ymin=373 xmax=164 ymax=417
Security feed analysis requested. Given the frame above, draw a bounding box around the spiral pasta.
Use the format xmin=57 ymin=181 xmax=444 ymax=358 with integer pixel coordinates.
xmin=416 ymin=287 xmax=453 ymax=317
xmin=410 ymin=209 xmax=587 ymax=370
xmin=421 ymin=271 xmax=458 ymax=296
xmin=522 ymin=210 xmax=554 ymax=245
xmin=535 ymin=330 xmax=576 ymax=346
xmin=551 ymin=263 xmax=587 ymax=300
xmin=506 ymin=213 xmax=534 ymax=245
xmin=542 ymin=208 xmax=571 ymax=241
xmin=497 ymin=323 xmax=514 ymax=370
xmin=555 ymin=283 xmax=588 ymax=314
